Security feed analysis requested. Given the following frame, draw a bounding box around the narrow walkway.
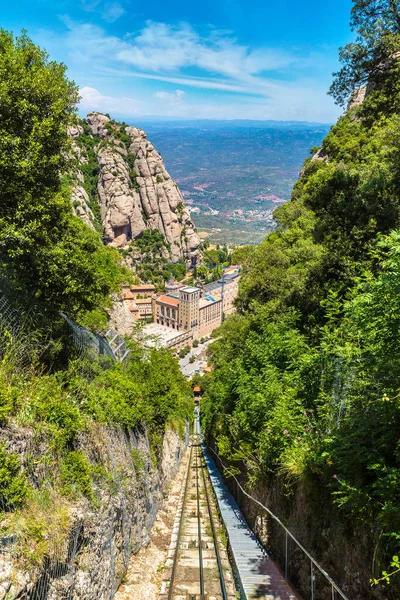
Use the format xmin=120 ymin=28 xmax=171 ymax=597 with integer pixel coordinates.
xmin=203 ymin=446 xmax=302 ymax=600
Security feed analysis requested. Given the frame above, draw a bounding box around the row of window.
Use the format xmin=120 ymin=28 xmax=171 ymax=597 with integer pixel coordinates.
xmin=160 ymin=306 xmax=177 ymax=318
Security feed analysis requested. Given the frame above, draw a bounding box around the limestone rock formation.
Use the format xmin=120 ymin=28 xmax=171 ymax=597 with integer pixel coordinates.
xmin=69 ymin=113 xmax=200 ymax=264
xmin=347 ymin=87 xmax=367 ymax=112
xmin=67 ymin=124 xmax=97 ymax=230
xmin=310 ymin=146 xmax=328 ymax=164
xmin=106 ymin=294 xmax=137 ymax=336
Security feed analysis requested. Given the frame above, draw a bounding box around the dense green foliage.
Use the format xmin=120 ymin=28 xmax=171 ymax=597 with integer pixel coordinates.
xmin=1 ymin=344 xmax=192 ymax=500
xmin=330 ymin=0 xmax=400 ymax=106
xmin=0 ymin=30 xmax=194 ymax=579
xmin=0 ymin=29 xmax=192 ymax=515
xmin=0 ymin=444 xmax=28 ymax=507
xmin=125 ymin=230 xmax=187 ymax=289
xmin=202 ymin=0 xmax=400 ymax=585
xmin=0 ymin=31 xmax=128 ymax=319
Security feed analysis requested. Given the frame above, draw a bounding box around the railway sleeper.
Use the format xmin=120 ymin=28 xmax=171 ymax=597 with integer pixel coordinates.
xmin=187 ymin=539 xmax=208 ymax=549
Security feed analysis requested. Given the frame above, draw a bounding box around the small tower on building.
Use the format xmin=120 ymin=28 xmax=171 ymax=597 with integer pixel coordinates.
xmin=165 ymin=275 xmax=180 ymax=299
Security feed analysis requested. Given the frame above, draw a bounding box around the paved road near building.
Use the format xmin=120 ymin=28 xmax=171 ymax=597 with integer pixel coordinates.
xmin=178 ymin=339 xmax=213 ymax=378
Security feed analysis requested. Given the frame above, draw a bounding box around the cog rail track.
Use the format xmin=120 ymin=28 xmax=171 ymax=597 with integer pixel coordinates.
xmin=161 ymin=426 xmax=235 ymax=600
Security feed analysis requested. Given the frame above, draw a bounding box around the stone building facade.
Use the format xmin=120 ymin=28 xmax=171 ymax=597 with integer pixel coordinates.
xmin=150 ymin=271 xmax=239 ymax=346
xmin=125 ymin=270 xmax=240 ymax=348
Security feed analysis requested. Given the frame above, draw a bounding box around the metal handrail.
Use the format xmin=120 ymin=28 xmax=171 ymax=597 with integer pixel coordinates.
xmin=207 ymin=444 xmax=350 ymax=600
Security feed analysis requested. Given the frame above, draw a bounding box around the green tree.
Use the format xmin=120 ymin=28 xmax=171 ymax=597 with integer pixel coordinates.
xmin=0 ymin=30 xmax=128 ymax=317
xmin=330 ymin=0 xmax=400 ymax=106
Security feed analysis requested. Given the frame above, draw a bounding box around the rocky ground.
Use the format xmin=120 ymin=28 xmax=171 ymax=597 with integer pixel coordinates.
xmin=115 ymin=446 xmax=191 ymax=600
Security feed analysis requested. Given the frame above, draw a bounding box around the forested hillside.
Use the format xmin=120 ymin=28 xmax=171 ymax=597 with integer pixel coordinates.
xmin=202 ymin=1 xmax=400 ymax=596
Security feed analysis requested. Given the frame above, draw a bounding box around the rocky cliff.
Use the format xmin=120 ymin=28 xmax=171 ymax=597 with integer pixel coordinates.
xmin=0 ymin=422 xmax=188 ymax=599
xmin=68 ymin=113 xmax=200 ymax=265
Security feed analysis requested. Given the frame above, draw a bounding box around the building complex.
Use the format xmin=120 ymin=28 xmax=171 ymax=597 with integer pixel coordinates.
xmin=121 ymin=267 xmax=240 ymax=351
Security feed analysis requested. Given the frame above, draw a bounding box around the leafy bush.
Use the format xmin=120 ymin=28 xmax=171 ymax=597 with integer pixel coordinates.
xmin=0 ymin=444 xmax=29 ymax=507
xmin=0 ymin=31 xmax=129 ymax=319
xmin=60 ymin=451 xmax=93 ymax=498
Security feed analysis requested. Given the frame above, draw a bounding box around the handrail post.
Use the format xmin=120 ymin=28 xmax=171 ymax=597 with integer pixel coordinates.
xmin=311 ymin=561 xmax=316 ymax=600
xmin=285 ymin=530 xmax=289 ymax=580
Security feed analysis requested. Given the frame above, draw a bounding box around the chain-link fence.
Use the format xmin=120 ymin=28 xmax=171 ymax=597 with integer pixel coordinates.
xmin=0 ymin=291 xmax=133 ymax=599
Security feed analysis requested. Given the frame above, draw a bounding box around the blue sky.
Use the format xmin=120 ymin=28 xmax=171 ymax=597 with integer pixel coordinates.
xmin=4 ymin=0 xmax=354 ymax=122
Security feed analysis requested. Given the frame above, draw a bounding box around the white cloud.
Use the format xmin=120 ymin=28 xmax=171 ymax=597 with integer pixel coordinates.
xmin=36 ymin=18 xmax=342 ymax=121
xmin=117 ymin=21 xmax=296 ymax=80
xmin=80 ymin=0 xmax=125 ymax=22
xmin=152 ymin=89 xmax=186 ymax=115
xmin=79 ymin=86 xmax=139 ymax=115
xmin=102 ymin=2 xmax=125 ymax=22
xmin=153 ymin=89 xmax=185 ymax=101
xmin=101 ymin=67 xmax=255 ymax=93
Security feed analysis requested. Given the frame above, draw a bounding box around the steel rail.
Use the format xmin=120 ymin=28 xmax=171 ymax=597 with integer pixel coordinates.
xmin=199 ymin=445 xmax=229 ymax=600
xmin=168 ymin=444 xmax=193 ymax=600
xmin=195 ymin=443 xmax=205 ymax=598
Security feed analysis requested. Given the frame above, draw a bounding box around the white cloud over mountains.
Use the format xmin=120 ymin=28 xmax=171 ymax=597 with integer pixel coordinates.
xmin=117 ymin=21 xmax=295 ymax=79
xmin=79 ymin=86 xmax=139 ymax=114
xmin=40 ymin=17 xmax=341 ymax=121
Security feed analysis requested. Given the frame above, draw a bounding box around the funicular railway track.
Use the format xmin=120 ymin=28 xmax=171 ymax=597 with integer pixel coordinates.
xmin=160 ymin=423 xmax=235 ymax=600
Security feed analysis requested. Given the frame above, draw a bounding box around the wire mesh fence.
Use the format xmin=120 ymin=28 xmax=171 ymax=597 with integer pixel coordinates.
xmin=0 ymin=291 xmax=134 ymax=599
xmin=60 ymin=315 xmax=130 ymax=365
xmin=0 ymin=424 xmax=157 ymax=600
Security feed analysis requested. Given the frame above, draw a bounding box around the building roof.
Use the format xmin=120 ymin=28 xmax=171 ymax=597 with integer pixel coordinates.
xmin=223 ymin=272 xmax=239 ymax=281
xmin=199 ymin=295 xmax=221 ymax=309
xmin=142 ymin=323 xmax=192 ymax=347
xmin=131 ymin=284 xmax=155 ymax=291
xmin=205 ymin=293 xmax=217 ymax=302
xmin=127 ymin=304 xmax=139 ymax=312
xmin=204 ymin=281 xmax=221 ymax=293
xmin=224 ymin=265 xmax=239 ymax=274
xmin=135 ymin=298 xmax=152 ymax=305
xmin=203 ymin=273 xmax=239 ymax=294
xmin=121 ymin=289 xmax=136 ymax=299
xmin=157 ymin=295 xmax=180 ymax=307
xmin=180 ymin=285 xmax=201 ymax=294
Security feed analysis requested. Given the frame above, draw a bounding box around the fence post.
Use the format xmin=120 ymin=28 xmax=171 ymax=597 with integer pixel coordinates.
xmin=285 ymin=531 xmax=289 ymax=580
xmin=311 ymin=561 xmax=316 ymax=600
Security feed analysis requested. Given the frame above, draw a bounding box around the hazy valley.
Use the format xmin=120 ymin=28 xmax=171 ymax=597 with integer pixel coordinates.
xmin=139 ymin=120 xmax=330 ymax=244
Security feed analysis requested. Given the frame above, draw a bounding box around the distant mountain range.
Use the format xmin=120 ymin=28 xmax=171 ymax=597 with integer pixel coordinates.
xmin=134 ymin=118 xmax=332 ymax=130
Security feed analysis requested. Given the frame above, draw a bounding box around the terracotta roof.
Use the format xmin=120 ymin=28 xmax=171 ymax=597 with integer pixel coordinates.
xmin=131 ymin=284 xmax=155 ymax=291
xmin=127 ymin=304 xmax=139 ymax=313
xmin=121 ymin=289 xmax=135 ymax=299
xmin=157 ymin=295 xmax=179 ymax=307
